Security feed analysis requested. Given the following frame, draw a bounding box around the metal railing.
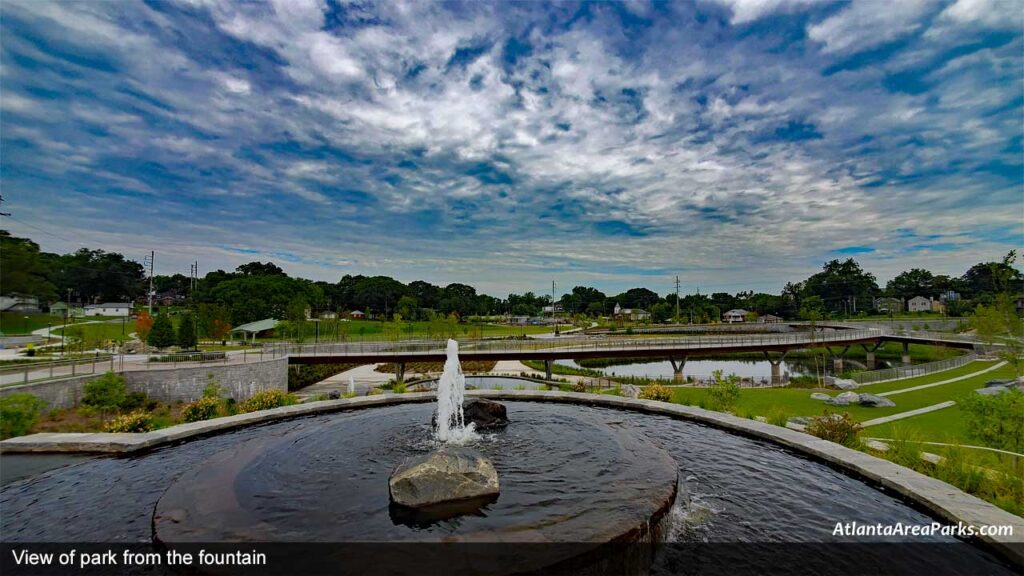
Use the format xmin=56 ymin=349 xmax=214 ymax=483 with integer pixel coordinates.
xmin=268 ymin=329 xmax=885 ymax=359
xmin=0 ymin=355 xmax=117 ymax=387
xmin=850 ymin=353 xmax=978 ymax=385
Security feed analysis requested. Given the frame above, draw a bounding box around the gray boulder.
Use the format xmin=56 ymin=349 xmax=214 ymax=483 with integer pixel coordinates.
xmin=832 ymin=378 xmax=859 ymax=391
xmin=826 ymin=391 xmax=861 ymax=406
xmin=810 ymin=392 xmax=831 ymax=401
xmin=462 ymin=399 xmax=509 ymax=430
xmin=984 ymin=379 xmax=1013 ymax=388
xmin=622 ymin=384 xmax=641 ymax=399
xmin=327 ymin=390 xmax=341 ymax=400
xmin=858 ymin=393 xmax=895 ymax=408
xmin=975 ymin=386 xmax=1008 ymax=396
xmin=389 ymin=448 xmax=500 ymax=509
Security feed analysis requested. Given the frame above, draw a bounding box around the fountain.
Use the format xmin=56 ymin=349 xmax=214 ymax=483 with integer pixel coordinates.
xmin=1 ymin=339 xmax=1016 ymax=575
xmin=347 ymin=375 xmax=355 ymax=396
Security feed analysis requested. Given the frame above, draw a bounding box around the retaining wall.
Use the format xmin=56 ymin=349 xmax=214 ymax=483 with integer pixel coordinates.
xmin=0 ymin=357 xmax=288 ymax=409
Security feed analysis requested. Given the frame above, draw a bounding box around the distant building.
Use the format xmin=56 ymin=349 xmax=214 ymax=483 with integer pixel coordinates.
xmin=49 ymin=302 xmax=85 ymax=318
xmin=0 ymin=295 xmax=40 ymax=313
xmin=508 ymin=315 xmax=530 ymax=325
xmin=541 ymin=304 xmax=564 ymax=315
xmin=907 ymin=296 xmax=931 ymax=313
xmin=613 ymin=303 xmax=650 ymax=321
xmin=231 ymin=318 xmax=280 ymax=342
xmin=873 ymin=297 xmax=903 ymax=313
xmin=319 ymin=311 xmax=337 ymax=320
xmin=84 ymin=303 xmax=133 ymax=317
xmin=349 ymin=310 xmax=366 ymax=319
xmin=940 ymin=290 xmax=961 ymax=303
xmin=758 ymin=314 xmax=782 ymax=323
xmin=723 ymin=309 xmax=748 ymax=323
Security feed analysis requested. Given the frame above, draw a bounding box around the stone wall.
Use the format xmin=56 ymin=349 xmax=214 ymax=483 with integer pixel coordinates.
xmin=0 ymin=358 xmax=288 ymax=410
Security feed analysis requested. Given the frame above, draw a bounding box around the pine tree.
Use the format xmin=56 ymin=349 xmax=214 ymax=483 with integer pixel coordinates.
xmin=148 ymin=314 xmax=175 ymax=349
xmin=177 ymin=313 xmax=198 ymax=350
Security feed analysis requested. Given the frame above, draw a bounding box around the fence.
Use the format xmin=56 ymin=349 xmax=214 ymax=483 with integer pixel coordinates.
xmin=0 ymin=355 xmax=117 ymax=387
xmin=849 ymin=353 xmax=978 ymax=385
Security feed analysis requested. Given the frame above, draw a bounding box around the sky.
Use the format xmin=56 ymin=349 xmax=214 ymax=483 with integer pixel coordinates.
xmin=1 ymin=0 xmax=1022 ymax=297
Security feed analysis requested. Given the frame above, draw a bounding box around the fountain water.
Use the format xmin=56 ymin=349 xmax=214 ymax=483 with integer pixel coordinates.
xmin=348 ymin=375 xmax=355 ymax=396
xmin=434 ymin=339 xmax=477 ymax=443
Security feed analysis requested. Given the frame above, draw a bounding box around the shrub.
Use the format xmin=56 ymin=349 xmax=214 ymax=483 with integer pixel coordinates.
xmin=82 ymin=372 xmax=128 ymax=413
xmin=958 ymin=388 xmax=1024 ymax=454
xmin=639 ymin=383 xmax=672 ymax=402
xmin=0 ymin=393 xmax=48 ymax=439
xmin=806 ymin=411 xmax=861 ymax=448
xmin=182 ymin=396 xmax=223 ymax=423
xmin=572 ymin=380 xmax=587 ymax=393
xmin=393 ymin=380 xmax=407 ymax=394
xmin=887 ymin=424 xmax=924 ymax=469
xmin=148 ymin=314 xmax=175 ymax=348
xmin=104 ymin=410 xmax=154 ymax=433
xmin=239 ymin=389 xmax=297 ymax=413
xmin=706 ymin=370 xmax=741 ymax=411
xmin=766 ymin=407 xmax=789 ymax=427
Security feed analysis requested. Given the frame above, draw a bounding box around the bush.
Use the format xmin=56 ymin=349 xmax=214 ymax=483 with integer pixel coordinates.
xmin=239 ymin=389 xmax=297 ymax=413
xmin=0 ymin=393 xmax=48 ymax=439
xmin=182 ymin=396 xmax=223 ymax=423
xmin=639 ymin=383 xmax=672 ymax=402
xmin=104 ymin=410 xmax=154 ymax=433
xmin=766 ymin=407 xmax=789 ymax=427
xmin=958 ymin=388 xmax=1024 ymax=454
xmin=148 ymin=314 xmax=176 ymax=348
xmin=82 ymin=372 xmax=128 ymax=413
xmin=392 ymin=380 xmax=407 ymax=394
xmin=572 ymin=380 xmax=587 ymax=393
xmin=706 ymin=370 xmax=741 ymax=411
xmin=806 ymin=411 xmax=861 ymax=448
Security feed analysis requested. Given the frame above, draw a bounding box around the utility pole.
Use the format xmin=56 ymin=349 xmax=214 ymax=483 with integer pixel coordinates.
xmin=674 ymin=275 xmax=681 ymax=324
xmin=144 ymin=251 xmax=154 ymax=315
xmin=552 ymin=280 xmax=558 ymax=336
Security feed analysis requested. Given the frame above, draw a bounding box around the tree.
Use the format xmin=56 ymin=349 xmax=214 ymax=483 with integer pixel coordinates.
xmin=176 ymin=313 xmax=197 ymax=350
xmin=236 ymin=261 xmax=285 ymax=276
xmin=799 ymin=295 xmax=825 ymax=322
xmin=886 ymin=268 xmax=936 ymax=301
xmin=135 ymin=311 xmax=154 ymax=343
xmin=800 ymin=259 xmax=878 ymax=315
xmin=148 ymin=314 xmax=175 ymax=348
xmin=961 ymin=252 xmax=1023 ymax=298
xmin=959 ymin=388 xmax=1024 ymax=454
xmin=396 ymin=295 xmax=419 ymax=321
xmin=0 ymin=231 xmax=57 ymax=302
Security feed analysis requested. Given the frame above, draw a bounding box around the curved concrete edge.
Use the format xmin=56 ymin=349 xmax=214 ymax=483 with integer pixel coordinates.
xmin=1 ymin=390 xmax=1021 ymax=563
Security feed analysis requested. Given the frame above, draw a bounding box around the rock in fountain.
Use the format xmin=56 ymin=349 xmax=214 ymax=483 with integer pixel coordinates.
xmin=389 ymin=339 xmax=502 ymax=512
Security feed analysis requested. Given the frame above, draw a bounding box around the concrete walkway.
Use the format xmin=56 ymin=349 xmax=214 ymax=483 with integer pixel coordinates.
xmin=877 ymin=361 xmax=1006 ymax=397
xmin=861 ymin=401 xmax=957 ymax=427
xmin=295 ymin=363 xmax=389 ymax=398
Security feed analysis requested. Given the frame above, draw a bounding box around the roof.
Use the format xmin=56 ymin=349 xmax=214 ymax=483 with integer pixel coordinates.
xmin=350 ymin=310 xmax=365 ymax=314
xmin=231 ymin=318 xmax=280 ymax=333
xmin=724 ymin=309 xmax=748 ymax=316
xmin=908 ymin=296 xmax=930 ymax=302
xmin=86 ymin=302 xmax=132 ymax=308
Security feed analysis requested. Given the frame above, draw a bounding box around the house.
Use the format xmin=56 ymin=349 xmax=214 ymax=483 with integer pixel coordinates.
xmin=930 ymin=299 xmax=945 ymax=313
xmin=349 ymin=310 xmax=366 ymax=319
xmin=940 ymin=290 xmax=961 ymax=303
xmin=723 ymin=309 xmax=748 ymax=323
xmin=0 ymin=295 xmax=40 ymax=313
xmin=613 ymin=303 xmax=650 ymax=321
xmin=49 ymin=302 xmax=85 ymax=318
xmin=507 ymin=315 xmax=530 ymax=325
xmin=907 ymin=296 xmax=931 ymax=313
xmin=758 ymin=314 xmax=782 ymax=323
xmin=84 ymin=303 xmax=132 ymax=317
xmin=873 ymin=297 xmax=903 ymax=313
xmin=541 ymin=304 xmax=564 ymax=315
xmin=319 ymin=311 xmax=337 ymax=320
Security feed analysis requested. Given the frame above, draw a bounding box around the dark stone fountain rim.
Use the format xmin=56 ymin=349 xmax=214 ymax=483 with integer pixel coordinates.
xmin=2 ymin=390 xmax=1022 ymax=565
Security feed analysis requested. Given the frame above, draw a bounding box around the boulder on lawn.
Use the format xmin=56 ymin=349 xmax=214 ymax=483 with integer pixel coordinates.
xmin=389 ymin=447 xmax=500 ymax=510
xmin=463 ymin=398 xmax=509 ymax=431
xmin=984 ymin=379 xmax=1013 ymax=388
xmin=622 ymin=384 xmax=641 ymax=399
xmin=826 ymin=391 xmax=861 ymax=406
xmin=810 ymin=392 xmax=831 ymax=401
xmin=975 ymin=386 xmax=1008 ymax=396
xmin=832 ymin=378 xmax=859 ymax=391
xmin=858 ymin=393 xmax=895 ymax=408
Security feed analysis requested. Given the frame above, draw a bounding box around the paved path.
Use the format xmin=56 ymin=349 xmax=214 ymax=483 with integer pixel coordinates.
xmin=295 ymin=363 xmax=388 ymax=398
xmin=862 ymin=437 xmax=1024 ymax=458
xmin=877 ymin=361 xmax=1006 ymax=397
xmin=861 ymin=401 xmax=957 ymax=427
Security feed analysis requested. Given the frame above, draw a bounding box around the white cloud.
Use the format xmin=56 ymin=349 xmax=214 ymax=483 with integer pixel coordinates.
xmin=709 ymin=0 xmax=828 ymax=24
xmin=807 ymin=0 xmax=939 ymax=54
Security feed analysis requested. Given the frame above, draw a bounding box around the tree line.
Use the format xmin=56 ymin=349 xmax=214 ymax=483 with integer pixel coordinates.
xmin=2 ymin=230 xmax=1020 ymax=328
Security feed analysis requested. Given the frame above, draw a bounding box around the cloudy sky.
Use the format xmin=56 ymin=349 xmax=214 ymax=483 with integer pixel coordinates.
xmin=1 ymin=0 xmax=1021 ymax=296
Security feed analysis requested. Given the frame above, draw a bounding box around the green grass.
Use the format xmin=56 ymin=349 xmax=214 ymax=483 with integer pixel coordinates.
xmin=856 ymin=360 xmax=1001 ymax=394
xmin=669 ymin=361 xmax=1015 ymax=428
xmin=0 ymin=313 xmax=61 ymax=335
xmin=57 ymin=319 xmax=137 ymax=348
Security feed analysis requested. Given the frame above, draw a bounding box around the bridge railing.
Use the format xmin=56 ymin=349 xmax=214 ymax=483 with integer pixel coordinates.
xmin=268 ymin=329 xmax=884 ymax=358
xmin=0 ymin=355 xmax=116 ymax=387
xmin=850 ymin=353 xmax=979 ymax=385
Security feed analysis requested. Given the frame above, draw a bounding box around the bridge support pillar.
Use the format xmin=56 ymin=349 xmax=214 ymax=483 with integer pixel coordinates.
xmin=861 ymin=342 xmax=883 ymax=369
xmin=669 ymin=357 xmax=687 ymax=382
xmin=902 ymin=342 xmax=911 ymax=366
xmin=544 ymin=360 xmax=552 ymax=381
xmin=396 ymin=362 xmax=406 ymax=382
xmin=762 ymin=351 xmax=789 ymax=385
xmin=826 ymin=346 xmax=850 ymax=373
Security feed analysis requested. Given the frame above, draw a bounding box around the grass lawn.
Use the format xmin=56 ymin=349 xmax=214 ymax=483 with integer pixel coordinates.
xmin=668 ymin=361 xmax=1015 ymax=427
xmin=0 ymin=313 xmax=61 ymax=335
xmin=855 ymin=360 xmax=1002 ymax=394
xmin=57 ymin=319 xmax=137 ymax=348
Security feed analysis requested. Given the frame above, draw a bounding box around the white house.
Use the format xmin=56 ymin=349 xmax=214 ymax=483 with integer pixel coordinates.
xmin=613 ymin=303 xmax=650 ymax=321
xmin=723 ymin=309 xmax=748 ymax=323
xmin=907 ymin=296 xmax=932 ymax=313
xmin=84 ymin=303 xmax=132 ymax=317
